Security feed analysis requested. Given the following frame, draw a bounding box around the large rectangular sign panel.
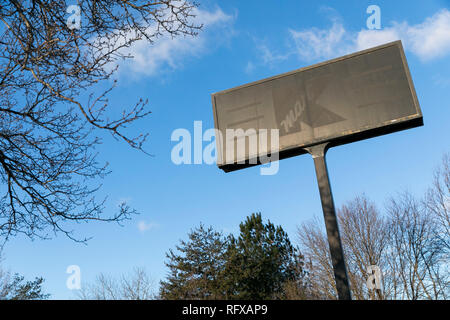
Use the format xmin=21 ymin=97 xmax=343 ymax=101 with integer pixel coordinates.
xmin=211 ymin=41 xmax=423 ymax=172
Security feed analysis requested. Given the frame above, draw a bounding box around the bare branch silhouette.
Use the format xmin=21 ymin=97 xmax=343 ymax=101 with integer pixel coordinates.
xmin=0 ymin=0 xmax=202 ymax=243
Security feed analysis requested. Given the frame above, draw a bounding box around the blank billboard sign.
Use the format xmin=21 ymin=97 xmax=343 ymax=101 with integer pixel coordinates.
xmin=211 ymin=41 xmax=423 ymax=172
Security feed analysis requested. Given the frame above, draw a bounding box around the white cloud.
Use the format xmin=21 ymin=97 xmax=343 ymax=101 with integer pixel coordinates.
xmin=245 ymin=61 xmax=255 ymax=74
xmin=243 ymin=38 xmax=289 ymax=72
xmin=289 ymin=19 xmax=350 ymax=61
xmin=266 ymin=8 xmax=450 ymax=64
xmin=355 ymin=28 xmax=400 ymax=52
xmin=137 ymin=220 xmax=157 ymax=233
xmin=400 ymin=9 xmax=450 ymax=60
xmin=107 ymin=7 xmax=234 ymax=78
xmin=195 ymin=7 xmax=233 ymax=26
xmin=356 ymin=9 xmax=450 ymax=61
xmin=258 ymin=43 xmax=289 ymax=65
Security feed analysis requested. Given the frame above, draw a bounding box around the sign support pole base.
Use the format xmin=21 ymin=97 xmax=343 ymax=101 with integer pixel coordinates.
xmin=305 ymin=143 xmax=352 ymax=300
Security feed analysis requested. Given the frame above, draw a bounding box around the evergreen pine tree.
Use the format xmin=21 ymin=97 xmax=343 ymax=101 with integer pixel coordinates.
xmin=160 ymin=224 xmax=227 ymax=299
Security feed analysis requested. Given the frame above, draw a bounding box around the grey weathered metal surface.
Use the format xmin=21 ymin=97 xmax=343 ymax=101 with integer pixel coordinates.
xmin=212 ymin=40 xmax=423 ymax=172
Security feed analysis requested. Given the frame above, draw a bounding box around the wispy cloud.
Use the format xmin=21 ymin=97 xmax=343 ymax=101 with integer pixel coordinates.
xmin=256 ymin=8 xmax=450 ymax=65
xmin=356 ymin=9 xmax=450 ymax=61
xmin=110 ymin=7 xmax=235 ymax=78
xmin=244 ymin=61 xmax=255 ymax=74
xmin=289 ymin=18 xmax=350 ymax=62
xmin=242 ymin=37 xmax=290 ymax=73
xmin=433 ymin=74 xmax=450 ymax=88
xmin=257 ymin=42 xmax=289 ymax=65
xmin=137 ymin=220 xmax=158 ymax=233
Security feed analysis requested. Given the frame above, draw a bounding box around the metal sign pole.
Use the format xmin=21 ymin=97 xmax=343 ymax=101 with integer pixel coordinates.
xmin=212 ymin=41 xmax=422 ymax=299
xmin=305 ymin=143 xmax=352 ymax=300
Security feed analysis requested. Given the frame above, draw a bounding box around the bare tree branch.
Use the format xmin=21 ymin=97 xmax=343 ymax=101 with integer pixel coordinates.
xmin=0 ymin=0 xmax=202 ymax=243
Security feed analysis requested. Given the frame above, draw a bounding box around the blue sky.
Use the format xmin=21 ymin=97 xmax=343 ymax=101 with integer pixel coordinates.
xmin=1 ymin=0 xmax=450 ymax=299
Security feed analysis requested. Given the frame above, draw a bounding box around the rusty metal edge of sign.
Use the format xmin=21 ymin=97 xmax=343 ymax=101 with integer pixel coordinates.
xmin=211 ymin=40 xmax=423 ymax=173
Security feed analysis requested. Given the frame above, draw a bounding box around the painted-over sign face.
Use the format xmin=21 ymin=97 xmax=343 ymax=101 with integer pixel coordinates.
xmin=211 ymin=41 xmax=423 ymax=172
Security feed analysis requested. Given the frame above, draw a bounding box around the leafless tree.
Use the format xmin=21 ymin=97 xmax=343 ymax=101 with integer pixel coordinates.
xmin=0 ymin=262 xmax=9 ymax=298
xmin=78 ymin=267 xmax=156 ymax=300
xmin=298 ymin=195 xmax=388 ymax=300
xmin=386 ymin=192 xmax=448 ymax=300
xmin=424 ymin=153 xmax=450 ymax=252
xmin=299 ymin=189 xmax=449 ymax=300
xmin=297 ymin=217 xmax=336 ymax=299
xmin=0 ymin=1 xmax=202 ymax=243
xmin=338 ymin=196 xmax=388 ymax=300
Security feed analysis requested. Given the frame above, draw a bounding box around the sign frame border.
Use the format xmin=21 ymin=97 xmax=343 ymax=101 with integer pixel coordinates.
xmin=211 ymin=40 xmax=423 ymax=172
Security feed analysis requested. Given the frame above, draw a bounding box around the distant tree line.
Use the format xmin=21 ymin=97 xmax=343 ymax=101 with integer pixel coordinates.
xmin=157 ymin=153 xmax=449 ymax=300
xmin=78 ymin=267 xmax=155 ymax=300
xmin=3 ymin=153 xmax=447 ymax=300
